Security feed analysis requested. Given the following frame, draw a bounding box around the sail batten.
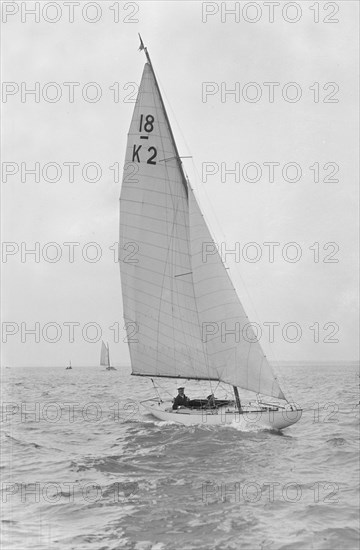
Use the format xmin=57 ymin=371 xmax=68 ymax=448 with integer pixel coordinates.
xmin=119 ymin=59 xmax=285 ymax=400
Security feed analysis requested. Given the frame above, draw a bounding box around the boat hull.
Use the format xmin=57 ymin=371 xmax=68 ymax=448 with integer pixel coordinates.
xmin=142 ymin=402 xmax=302 ymax=430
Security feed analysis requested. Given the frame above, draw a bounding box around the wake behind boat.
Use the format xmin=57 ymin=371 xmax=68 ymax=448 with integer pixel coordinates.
xmin=119 ymin=36 xmax=302 ymax=431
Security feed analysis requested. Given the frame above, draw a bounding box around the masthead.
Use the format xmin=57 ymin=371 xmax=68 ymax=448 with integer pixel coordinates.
xmin=138 ymin=33 xmax=145 ymax=52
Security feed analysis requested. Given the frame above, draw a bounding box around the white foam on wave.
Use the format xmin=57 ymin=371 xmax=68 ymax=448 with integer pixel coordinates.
xmin=222 ymin=419 xmax=266 ymax=432
xmin=134 ymin=542 xmax=167 ymax=550
xmin=140 ymin=418 xmax=180 ymax=427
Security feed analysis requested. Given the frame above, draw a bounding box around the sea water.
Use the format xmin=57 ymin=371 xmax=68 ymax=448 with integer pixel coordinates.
xmin=1 ymin=363 xmax=359 ymax=550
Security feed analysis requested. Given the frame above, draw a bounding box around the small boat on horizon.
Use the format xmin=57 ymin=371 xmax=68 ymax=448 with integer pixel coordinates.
xmin=65 ymin=361 xmax=72 ymax=370
xmin=100 ymin=341 xmax=117 ymax=371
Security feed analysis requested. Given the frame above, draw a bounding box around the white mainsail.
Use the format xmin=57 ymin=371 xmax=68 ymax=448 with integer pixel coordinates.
xmin=119 ymin=61 xmax=285 ymax=400
xmin=100 ymin=340 xmax=110 ymax=367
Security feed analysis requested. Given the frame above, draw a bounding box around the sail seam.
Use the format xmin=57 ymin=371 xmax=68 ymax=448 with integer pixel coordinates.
xmin=121 ymin=184 xmax=188 ymax=199
xmin=121 ymin=276 xmax=194 ymax=299
xmin=121 ymin=198 xmax=188 ymax=214
xmin=122 ymin=293 xmax=199 ymax=320
xmin=121 ymin=222 xmax=189 ymax=242
xmin=121 ymin=249 xmax=194 ymax=271
xmin=120 ymin=237 xmax=192 ymax=258
xmin=121 ymin=209 xmax=188 ymax=228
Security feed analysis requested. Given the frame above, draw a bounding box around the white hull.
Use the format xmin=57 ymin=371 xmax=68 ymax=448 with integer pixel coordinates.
xmin=142 ymin=401 xmax=302 ymax=431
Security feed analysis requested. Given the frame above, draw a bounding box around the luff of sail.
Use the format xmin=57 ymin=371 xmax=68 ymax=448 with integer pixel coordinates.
xmin=120 ymin=61 xmax=285 ymax=400
xmin=100 ymin=341 xmax=110 ymax=367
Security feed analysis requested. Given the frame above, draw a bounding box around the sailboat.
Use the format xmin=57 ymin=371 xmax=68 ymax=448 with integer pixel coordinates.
xmin=100 ymin=341 xmax=117 ymax=371
xmin=66 ymin=360 xmax=72 ymax=370
xmin=119 ymin=36 xmax=302 ymax=430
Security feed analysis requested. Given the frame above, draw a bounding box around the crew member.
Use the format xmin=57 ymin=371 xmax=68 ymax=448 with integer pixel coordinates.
xmin=172 ymin=387 xmax=190 ymax=410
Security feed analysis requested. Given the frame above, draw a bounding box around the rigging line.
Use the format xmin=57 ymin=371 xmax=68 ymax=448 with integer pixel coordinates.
xmin=189 ymin=160 xmax=289 ymax=398
xmin=212 ymin=379 xmax=222 ymax=396
xmin=150 ymin=378 xmax=174 ymax=399
xmin=172 ymin=228 xmax=198 ymax=378
xmin=184 ymin=187 xmax=214 ymax=379
xmin=167 ymin=210 xmax=199 ymax=376
xmin=173 ymin=201 xmax=201 ymax=376
xmin=188 ymin=193 xmax=215 ymax=393
xmin=165 ymin=189 xmax=197 ymax=375
xmin=156 ymin=72 xmax=193 ymax=163
xmin=140 ymin=38 xmax=188 ymax=198
xmin=151 ymin=378 xmax=164 ymax=402
xmin=171 ymin=198 xmax=203 ymax=378
xmin=189 ymin=186 xmax=225 ymax=392
xmin=219 ymin=381 xmax=233 ymax=399
xmin=122 ymin=286 xmax=199 ymax=320
xmin=146 ymin=70 xmax=178 ymax=372
xmin=189 ymin=187 xmax=233 ymax=393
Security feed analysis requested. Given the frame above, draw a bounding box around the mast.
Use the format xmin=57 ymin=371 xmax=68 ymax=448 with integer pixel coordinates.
xmin=233 ymin=386 xmax=242 ymax=411
xmin=138 ymin=34 xmax=188 ymax=197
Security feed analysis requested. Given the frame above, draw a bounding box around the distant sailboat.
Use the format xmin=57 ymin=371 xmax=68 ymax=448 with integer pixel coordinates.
xmin=119 ymin=36 xmax=302 ymax=430
xmin=66 ymin=360 xmax=72 ymax=370
xmin=100 ymin=341 xmax=117 ymax=371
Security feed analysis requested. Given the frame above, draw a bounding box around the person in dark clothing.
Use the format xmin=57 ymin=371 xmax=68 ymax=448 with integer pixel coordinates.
xmin=172 ymin=387 xmax=190 ymax=410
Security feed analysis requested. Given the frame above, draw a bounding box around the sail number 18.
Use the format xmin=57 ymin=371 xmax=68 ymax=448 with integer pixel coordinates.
xmin=132 ymin=114 xmax=157 ymax=165
xmin=139 ymin=114 xmax=154 ymax=133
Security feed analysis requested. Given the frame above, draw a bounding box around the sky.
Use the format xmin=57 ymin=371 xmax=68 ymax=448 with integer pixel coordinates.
xmin=1 ymin=0 xmax=359 ymax=367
